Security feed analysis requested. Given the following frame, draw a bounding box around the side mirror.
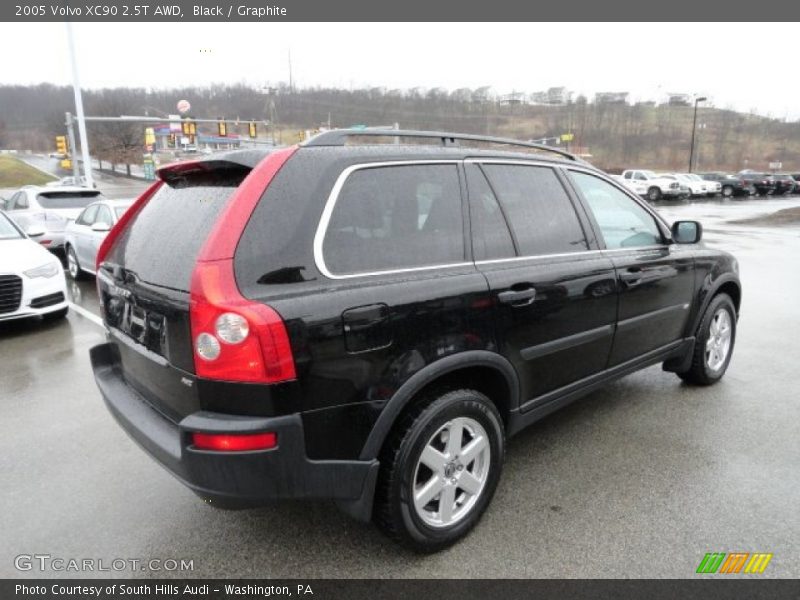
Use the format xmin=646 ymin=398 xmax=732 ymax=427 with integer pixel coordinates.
xmin=91 ymin=222 xmax=111 ymax=232
xmin=672 ymin=220 xmax=702 ymax=244
xmin=25 ymin=226 xmax=46 ymax=238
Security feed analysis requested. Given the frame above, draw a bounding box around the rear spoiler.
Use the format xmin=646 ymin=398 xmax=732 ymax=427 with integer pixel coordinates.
xmin=157 ymin=149 xmax=275 ymax=184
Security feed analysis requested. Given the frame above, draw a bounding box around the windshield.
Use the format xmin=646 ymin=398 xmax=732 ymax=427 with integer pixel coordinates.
xmin=36 ymin=191 xmax=103 ymax=209
xmin=0 ymin=213 xmax=24 ymax=240
xmin=688 ymin=174 xmax=702 ymax=181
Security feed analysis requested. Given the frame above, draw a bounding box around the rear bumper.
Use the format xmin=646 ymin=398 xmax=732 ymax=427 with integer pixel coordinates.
xmin=90 ymin=342 xmax=379 ymax=519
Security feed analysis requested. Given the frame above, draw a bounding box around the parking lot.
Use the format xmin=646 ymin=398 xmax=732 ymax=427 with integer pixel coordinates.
xmin=1 ymin=194 xmax=799 ymax=579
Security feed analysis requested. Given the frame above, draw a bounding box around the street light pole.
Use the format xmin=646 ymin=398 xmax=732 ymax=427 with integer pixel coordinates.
xmin=688 ymin=96 xmax=707 ymax=173
xmin=66 ymin=22 xmax=94 ymax=188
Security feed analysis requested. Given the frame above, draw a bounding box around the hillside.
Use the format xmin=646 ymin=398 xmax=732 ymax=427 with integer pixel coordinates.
xmin=1 ymin=83 xmax=798 ymax=172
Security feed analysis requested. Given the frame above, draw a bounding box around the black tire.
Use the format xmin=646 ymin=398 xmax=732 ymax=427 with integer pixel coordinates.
xmin=43 ymin=307 xmax=68 ymax=321
xmin=374 ymin=389 xmax=505 ymax=553
xmin=721 ymin=186 xmax=733 ymax=198
xmin=647 ymin=186 xmax=662 ymax=202
xmin=66 ymin=246 xmax=85 ymax=281
xmin=677 ymin=293 xmax=736 ymax=386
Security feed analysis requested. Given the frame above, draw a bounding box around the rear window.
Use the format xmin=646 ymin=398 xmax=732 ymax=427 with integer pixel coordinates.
xmin=37 ymin=191 xmax=102 ymax=209
xmin=106 ymin=168 xmax=247 ymax=291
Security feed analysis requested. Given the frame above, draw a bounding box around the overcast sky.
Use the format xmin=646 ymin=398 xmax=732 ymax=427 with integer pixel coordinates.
xmin=1 ymin=22 xmax=798 ymax=119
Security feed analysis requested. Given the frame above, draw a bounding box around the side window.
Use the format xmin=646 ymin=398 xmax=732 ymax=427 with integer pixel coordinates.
xmin=623 ymin=172 xmax=632 ymax=180
xmin=633 ymin=172 xmax=646 ymax=181
xmin=322 ymin=164 xmax=464 ymax=275
xmin=466 ymin=167 xmax=515 ymax=261
xmin=94 ymin=205 xmax=112 ymax=227
xmin=6 ymin=193 xmax=19 ymax=210
xmin=76 ymin=204 xmax=98 ymax=226
xmin=480 ymin=164 xmax=588 ymax=256
xmin=15 ymin=192 xmax=29 ymax=209
xmin=570 ymin=172 xmax=663 ymax=249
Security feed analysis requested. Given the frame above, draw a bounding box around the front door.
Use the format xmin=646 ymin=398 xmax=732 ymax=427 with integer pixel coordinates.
xmin=566 ymin=170 xmax=695 ymax=366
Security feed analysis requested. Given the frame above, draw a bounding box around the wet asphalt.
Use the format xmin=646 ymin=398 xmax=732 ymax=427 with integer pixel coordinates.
xmin=1 ymin=196 xmax=798 ymax=579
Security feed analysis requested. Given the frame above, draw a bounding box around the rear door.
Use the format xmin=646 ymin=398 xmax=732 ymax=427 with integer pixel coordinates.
xmin=566 ymin=169 xmax=695 ymax=365
xmin=72 ymin=204 xmax=98 ymax=267
xmin=467 ymin=161 xmax=618 ymax=407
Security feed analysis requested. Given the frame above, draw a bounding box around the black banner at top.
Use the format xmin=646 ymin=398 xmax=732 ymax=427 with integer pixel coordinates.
xmin=3 ymin=0 xmax=800 ymax=21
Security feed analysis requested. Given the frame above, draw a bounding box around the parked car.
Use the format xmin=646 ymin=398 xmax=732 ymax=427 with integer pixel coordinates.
xmin=0 ymin=210 xmax=68 ymax=322
xmin=2 ymin=186 xmax=106 ymax=252
xmin=791 ymin=174 xmax=800 ymax=194
xmin=700 ymin=173 xmax=750 ymax=197
xmin=610 ymin=174 xmax=648 ymax=196
xmin=687 ymin=173 xmax=721 ymax=197
xmin=63 ymin=199 xmax=133 ymax=279
xmin=659 ymin=174 xmax=691 ymax=198
xmin=90 ymin=130 xmax=741 ymax=552
xmin=738 ymin=172 xmax=775 ymax=196
xmin=620 ymin=169 xmax=683 ymax=201
xmin=669 ymin=173 xmax=708 ymax=197
xmin=770 ymin=174 xmax=796 ymax=196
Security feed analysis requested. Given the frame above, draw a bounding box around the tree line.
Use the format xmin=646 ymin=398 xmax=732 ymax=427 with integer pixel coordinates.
xmin=0 ymin=83 xmax=798 ymax=172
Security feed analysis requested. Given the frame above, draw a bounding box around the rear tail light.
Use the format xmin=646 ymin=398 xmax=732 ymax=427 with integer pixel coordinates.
xmin=190 ymin=260 xmax=296 ymax=383
xmin=192 ymin=431 xmax=277 ymax=452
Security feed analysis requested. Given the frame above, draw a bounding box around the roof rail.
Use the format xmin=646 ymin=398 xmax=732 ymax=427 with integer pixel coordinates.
xmin=302 ymin=129 xmax=580 ymax=161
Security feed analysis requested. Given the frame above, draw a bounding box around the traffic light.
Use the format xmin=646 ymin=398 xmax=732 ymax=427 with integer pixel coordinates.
xmin=218 ymin=119 xmax=227 ymax=137
xmin=189 ymin=121 xmax=196 ymax=136
xmin=181 ymin=120 xmax=190 ymax=135
xmin=144 ymin=127 xmax=156 ymax=146
xmin=55 ymin=135 xmax=68 ymax=155
xmin=248 ymin=122 xmax=257 ymax=138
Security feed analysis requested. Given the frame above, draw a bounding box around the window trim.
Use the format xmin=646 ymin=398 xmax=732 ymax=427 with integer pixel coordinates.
xmin=313 ymin=160 xmax=471 ymax=280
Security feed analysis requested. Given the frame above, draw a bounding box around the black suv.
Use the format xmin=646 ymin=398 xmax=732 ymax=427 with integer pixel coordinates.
xmin=700 ymin=172 xmax=750 ymax=198
xmin=738 ymin=172 xmax=776 ymax=196
xmin=90 ymin=130 xmax=741 ymax=552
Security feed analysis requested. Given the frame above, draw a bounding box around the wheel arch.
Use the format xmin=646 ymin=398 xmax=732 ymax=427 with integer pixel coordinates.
xmin=358 ymin=351 xmax=519 ymax=461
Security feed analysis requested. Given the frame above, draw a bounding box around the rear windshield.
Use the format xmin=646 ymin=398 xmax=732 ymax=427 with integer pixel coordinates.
xmin=106 ymin=167 xmax=248 ymax=291
xmin=37 ymin=191 xmax=103 ymax=209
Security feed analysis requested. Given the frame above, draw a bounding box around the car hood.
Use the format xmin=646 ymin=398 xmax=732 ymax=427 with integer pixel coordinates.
xmin=0 ymin=238 xmax=59 ymax=273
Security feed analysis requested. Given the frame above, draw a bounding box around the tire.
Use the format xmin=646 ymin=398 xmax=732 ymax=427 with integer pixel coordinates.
xmin=647 ymin=187 xmax=662 ymax=202
xmin=66 ymin=246 xmax=85 ymax=281
xmin=374 ymin=389 xmax=505 ymax=552
xmin=43 ymin=307 xmax=68 ymax=321
xmin=721 ymin=186 xmax=733 ymax=198
xmin=677 ymin=293 xmax=736 ymax=386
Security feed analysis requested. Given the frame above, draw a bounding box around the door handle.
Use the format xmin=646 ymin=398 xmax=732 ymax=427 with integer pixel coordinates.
xmin=620 ymin=268 xmax=643 ymax=286
xmin=498 ymin=287 xmax=537 ymax=307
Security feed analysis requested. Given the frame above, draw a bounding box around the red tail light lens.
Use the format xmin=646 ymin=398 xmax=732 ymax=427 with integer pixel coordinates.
xmin=190 ymin=260 xmax=296 ymax=383
xmin=192 ymin=431 xmax=277 ymax=452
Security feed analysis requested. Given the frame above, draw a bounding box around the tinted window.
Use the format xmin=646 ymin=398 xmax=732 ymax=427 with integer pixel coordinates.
xmin=77 ymin=204 xmax=98 ymax=226
xmin=481 ymin=164 xmax=588 ymax=256
xmin=570 ymin=172 xmax=662 ymax=249
xmin=37 ymin=191 xmax=102 ymax=209
xmin=322 ymin=164 xmax=464 ymax=275
xmin=107 ymin=168 xmax=247 ymax=290
xmin=466 ymin=167 xmax=515 ymax=261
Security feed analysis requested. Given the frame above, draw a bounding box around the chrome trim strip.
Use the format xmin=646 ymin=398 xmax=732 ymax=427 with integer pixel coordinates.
xmin=475 ymin=249 xmax=604 ymax=266
xmin=313 ymin=160 xmax=465 ymax=280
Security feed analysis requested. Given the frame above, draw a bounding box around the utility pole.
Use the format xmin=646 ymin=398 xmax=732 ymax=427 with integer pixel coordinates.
xmin=288 ymin=49 xmax=293 ymax=92
xmin=66 ymin=22 xmax=94 ymax=187
xmin=688 ymin=96 xmax=706 ymax=173
xmin=64 ymin=112 xmax=80 ymax=180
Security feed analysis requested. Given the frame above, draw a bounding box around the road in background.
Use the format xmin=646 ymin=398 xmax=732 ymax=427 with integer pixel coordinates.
xmin=1 ymin=198 xmax=799 ymax=578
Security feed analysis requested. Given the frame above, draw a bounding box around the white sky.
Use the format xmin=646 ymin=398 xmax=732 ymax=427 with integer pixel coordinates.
xmin=1 ymin=22 xmax=798 ymax=119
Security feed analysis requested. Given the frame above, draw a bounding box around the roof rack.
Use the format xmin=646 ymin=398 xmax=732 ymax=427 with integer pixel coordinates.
xmin=302 ymin=129 xmax=581 ymax=162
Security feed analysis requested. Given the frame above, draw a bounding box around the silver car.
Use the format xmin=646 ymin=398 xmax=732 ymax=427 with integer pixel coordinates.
xmin=3 ymin=186 xmax=105 ymax=252
xmin=63 ymin=199 xmax=132 ymax=279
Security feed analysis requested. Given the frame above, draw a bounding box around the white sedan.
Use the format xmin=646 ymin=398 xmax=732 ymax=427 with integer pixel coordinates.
xmin=63 ymin=199 xmax=132 ymax=279
xmin=0 ymin=211 xmax=68 ymax=322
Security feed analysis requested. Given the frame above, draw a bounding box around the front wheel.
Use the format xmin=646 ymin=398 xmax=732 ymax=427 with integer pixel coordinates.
xmin=66 ymin=246 xmax=85 ymax=281
xmin=678 ymin=293 xmax=736 ymax=386
xmin=374 ymin=389 xmax=505 ymax=552
xmin=721 ymin=185 xmax=733 ymax=197
xmin=647 ymin=187 xmax=662 ymax=201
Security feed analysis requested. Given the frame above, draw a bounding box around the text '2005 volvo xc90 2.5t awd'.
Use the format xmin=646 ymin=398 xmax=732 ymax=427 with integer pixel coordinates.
xmin=90 ymin=130 xmax=741 ymax=552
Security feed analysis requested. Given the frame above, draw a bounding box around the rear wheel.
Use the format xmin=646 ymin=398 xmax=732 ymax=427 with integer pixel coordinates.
xmin=647 ymin=187 xmax=662 ymax=202
xmin=66 ymin=246 xmax=85 ymax=281
xmin=374 ymin=389 xmax=504 ymax=552
xmin=677 ymin=293 xmax=736 ymax=386
xmin=721 ymin=185 xmax=733 ymax=198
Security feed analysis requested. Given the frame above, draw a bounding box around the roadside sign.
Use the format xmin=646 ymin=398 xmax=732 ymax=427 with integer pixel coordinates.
xmin=177 ymin=99 xmax=191 ymax=114
xmin=561 ymin=133 xmax=575 ymax=142
xmin=769 ymin=162 xmax=782 ymax=170
xmin=169 ymin=115 xmax=182 ymax=132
